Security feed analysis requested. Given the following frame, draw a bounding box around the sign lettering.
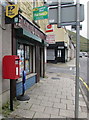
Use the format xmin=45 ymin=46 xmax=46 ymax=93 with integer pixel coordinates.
xmin=6 ymin=4 xmax=18 ymax=18
xmin=33 ymin=6 xmax=48 ymax=20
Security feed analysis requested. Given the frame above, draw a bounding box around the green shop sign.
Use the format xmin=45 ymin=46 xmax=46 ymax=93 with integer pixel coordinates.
xmin=33 ymin=6 xmax=48 ymax=20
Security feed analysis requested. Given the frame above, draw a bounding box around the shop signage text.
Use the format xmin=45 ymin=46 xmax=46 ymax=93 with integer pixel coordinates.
xmin=58 ymin=46 xmax=64 ymax=49
xmin=46 ymin=35 xmax=55 ymax=44
xmin=5 ymin=4 xmax=19 ymax=24
xmin=46 ymin=24 xmax=53 ymax=32
xmin=16 ymin=15 xmax=45 ymax=40
xmin=33 ymin=6 xmax=48 ymax=20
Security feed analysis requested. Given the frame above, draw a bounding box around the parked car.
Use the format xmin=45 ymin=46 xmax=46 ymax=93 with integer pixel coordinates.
xmin=79 ymin=52 xmax=83 ymax=57
xmin=84 ymin=52 xmax=88 ymax=57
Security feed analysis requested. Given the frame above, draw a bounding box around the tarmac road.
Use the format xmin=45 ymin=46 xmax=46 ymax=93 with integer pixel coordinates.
xmin=46 ymin=62 xmax=76 ymax=76
xmin=79 ymin=57 xmax=89 ymax=104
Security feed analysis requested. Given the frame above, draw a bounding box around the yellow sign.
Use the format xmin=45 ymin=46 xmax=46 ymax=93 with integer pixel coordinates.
xmin=6 ymin=4 xmax=19 ymax=18
xmin=33 ymin=8 xmax=39 ymax=11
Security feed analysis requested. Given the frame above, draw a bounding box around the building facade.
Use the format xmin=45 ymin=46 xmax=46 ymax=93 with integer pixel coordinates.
xmin=0 ymin=0 xmax=47 ymax=105
xmin=46 ymin=26 xmax=75 ymax=63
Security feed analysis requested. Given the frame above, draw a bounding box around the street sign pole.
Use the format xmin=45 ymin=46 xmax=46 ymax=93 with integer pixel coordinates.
xmin=75 ymin=0 xmax=80 ymax=118
xmin=57 ymin=0 xmax=61 ymax=28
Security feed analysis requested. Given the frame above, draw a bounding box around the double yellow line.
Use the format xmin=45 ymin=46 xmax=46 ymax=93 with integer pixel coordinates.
xmin=79 ymin=77 xmax=89 ymax=91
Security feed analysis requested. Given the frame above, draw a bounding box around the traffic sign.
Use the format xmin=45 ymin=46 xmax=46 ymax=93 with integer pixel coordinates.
xmin=48 ymin=4 xmax=84 ymax=26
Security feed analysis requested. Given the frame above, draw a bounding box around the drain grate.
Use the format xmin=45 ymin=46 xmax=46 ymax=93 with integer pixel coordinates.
xmin=48 ymin=72 xmax=54 ymax=73
xmin=57 ymin=74 xmax=60 ymax=76
xmin=51 ymin=77 xmax=60 ymax=80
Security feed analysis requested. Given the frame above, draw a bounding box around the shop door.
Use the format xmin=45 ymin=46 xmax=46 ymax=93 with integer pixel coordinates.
xmin=57 ymin=49 xmax=65 ymax=62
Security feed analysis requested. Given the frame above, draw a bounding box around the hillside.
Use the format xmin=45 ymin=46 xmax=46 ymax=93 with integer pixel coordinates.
xmin=67 ymin=30 xmax=89 ymax=52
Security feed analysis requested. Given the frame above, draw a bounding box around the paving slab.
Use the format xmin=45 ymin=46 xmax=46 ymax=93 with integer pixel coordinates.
xmin=53 ymin=102 xmax=66 ymax=109
xmin=60 ymin=109 xmax=74 ymax=118
xmin=61 ymin=98 xmax=74 ymax=105
xmin=50 ymin=114 xmax=65 ymax=118
xmin=33 ymin=112 xmax=50 ymax=118
xmin=40 ymin=101 xmax=54 ymax=107
xmin=44 ymin=106 xmax=59 ymax=116
xmin=30 ymin=104 xmax=45 ymax=112
xmin=10 ymin=109 xmax=35 ymax=118
xmin=79 ymin=112 xmax=88 ymax=118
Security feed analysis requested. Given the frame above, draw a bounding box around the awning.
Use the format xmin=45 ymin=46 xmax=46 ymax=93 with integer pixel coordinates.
xmin=15 ymin=28 xmax=42 ymax=43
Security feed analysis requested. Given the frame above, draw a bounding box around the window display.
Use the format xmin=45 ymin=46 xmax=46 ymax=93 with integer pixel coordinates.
xmin=25 ymin=46 xmax=30 ymax=73
xmin=17 ymin=44 xmax=24 ymax=76
xmin=17 ymin=44 xmax=30 ymax=76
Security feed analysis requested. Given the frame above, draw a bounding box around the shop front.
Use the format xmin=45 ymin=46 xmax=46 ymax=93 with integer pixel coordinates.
xmin=56 ymin=42 xmax=68 ymax=63
xmin=13 ymin=14 xmax=46 ymax=96
xmin=47 ymin=42 xmax=68 ymax=63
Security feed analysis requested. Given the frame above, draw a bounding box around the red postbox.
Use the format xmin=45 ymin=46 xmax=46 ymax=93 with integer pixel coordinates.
xmin=2 ymin=55 xmax=20 ymax=79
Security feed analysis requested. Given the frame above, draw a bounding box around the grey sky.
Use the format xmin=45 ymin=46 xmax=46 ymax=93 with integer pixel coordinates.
xmin=67 ymin=0 xmax=88 ymax=38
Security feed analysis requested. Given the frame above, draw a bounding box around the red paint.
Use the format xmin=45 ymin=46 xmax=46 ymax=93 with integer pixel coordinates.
xmin=2 ymin=55 xmax=20 ymax=79
xmin=46 ymin=29 xmax=53 ymax=32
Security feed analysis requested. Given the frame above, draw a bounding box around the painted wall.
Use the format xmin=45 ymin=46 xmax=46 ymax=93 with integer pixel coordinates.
xmin=0 ymin=5 xmax=2 ymax=110
xmin=46 ymin=25 xmax=75 ymax=62
xmin=0 ymin=4 xmax=12 ymax=105
xmin=54 ymin=26 xmax=65 ymax=42
xmin=46 ymin=26 xmax=70 ymax=45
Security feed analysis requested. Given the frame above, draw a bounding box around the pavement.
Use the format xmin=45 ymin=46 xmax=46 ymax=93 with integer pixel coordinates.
xmin=3 ymin=58 xmax=88 ymax=119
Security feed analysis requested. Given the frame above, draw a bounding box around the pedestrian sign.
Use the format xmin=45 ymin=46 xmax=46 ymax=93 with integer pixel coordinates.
xmin=33 ymin=6 xmax=48 ymax=20
xmin=6 ymin=4 xmax=19 ymax=18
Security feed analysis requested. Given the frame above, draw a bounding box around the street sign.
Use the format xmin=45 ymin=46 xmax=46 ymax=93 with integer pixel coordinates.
xmin=46 ymin=0 xmax=74 ymax=6
xmin=33 ymin=6 xmax=48 ymax=20
xmin=48 ymin=4 xmax=84 ymax=26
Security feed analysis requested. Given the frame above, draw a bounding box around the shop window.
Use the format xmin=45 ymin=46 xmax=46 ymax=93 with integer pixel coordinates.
xmin=17 ymin=44 xmax=24 ymax=76
xmin=25 ymin=46 xmax=30 ymax=73
xmin=17 ymin=43 xmax=32 ymax=76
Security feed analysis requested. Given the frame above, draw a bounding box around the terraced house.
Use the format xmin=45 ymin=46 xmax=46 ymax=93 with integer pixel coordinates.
xmin=0 ymin=0 xmax=48 ymax=105
xmin=46 ymin=25 xmax=75 ymax=63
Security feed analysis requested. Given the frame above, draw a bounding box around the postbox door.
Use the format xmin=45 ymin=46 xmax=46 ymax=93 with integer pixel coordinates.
xmin=3 ymin=55 xmax=20 ymax=79
xmin=15 ymin=57 xmax=20 ymax=79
